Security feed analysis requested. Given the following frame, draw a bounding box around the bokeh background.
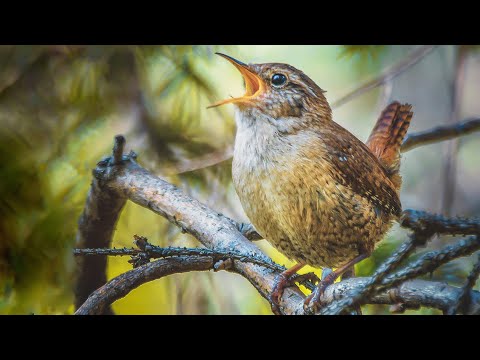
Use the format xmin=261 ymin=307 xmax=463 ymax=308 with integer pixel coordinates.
xmin=0 ymin=45 xmax=479 ymax=314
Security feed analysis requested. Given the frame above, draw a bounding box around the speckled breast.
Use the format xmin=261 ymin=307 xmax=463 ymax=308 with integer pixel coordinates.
xmin=233 ymin=154 xmax=395 ymax=269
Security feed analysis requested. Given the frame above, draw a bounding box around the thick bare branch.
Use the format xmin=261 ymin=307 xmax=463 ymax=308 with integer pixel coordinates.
xmin=323 ymin=278 xmax=480 ymax=315
xmin=401 ymin=118 xmax=480 ymax=152
xmin=74 ymin=162 xmax=127 ymax=314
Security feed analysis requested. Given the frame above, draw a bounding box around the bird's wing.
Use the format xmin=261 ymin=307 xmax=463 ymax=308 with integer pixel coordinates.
xmin=313 ymin=120 xmax=402 ymax=218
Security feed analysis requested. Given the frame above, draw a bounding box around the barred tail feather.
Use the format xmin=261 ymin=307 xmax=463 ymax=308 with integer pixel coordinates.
xmin=366 ymin=101 xmax=413 ymax=175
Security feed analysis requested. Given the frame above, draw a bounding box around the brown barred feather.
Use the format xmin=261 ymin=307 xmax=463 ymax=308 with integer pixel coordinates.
xmin=366 ymin=102 xmax=413 ymax=178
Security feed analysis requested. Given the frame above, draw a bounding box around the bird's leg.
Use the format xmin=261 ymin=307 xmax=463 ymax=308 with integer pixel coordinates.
xmin=269 ymin=262 xmax=306 ymax=314
xmin=304 ymin=253 xmax=368 ymax=313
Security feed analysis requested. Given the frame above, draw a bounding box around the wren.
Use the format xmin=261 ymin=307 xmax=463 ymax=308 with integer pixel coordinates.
xmin=210 ymin=53 xmax=413 ymax=313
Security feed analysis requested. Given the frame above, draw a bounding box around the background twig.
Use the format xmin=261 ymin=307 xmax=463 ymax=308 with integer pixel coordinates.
xmin=401 ymin=118 xmax=480 ymax=152
xmin=331 ymin=45 xmax=437 ymax=109
xmin=442 ymin=45 xmax=468 ymax=216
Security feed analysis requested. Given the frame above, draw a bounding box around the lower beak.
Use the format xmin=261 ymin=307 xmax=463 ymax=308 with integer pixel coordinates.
xmin=208 ymin=53 xmax=265 ymax=108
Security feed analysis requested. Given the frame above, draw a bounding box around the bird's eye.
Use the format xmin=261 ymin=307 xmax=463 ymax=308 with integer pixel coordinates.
xmin=271 ymin=73 xmax=287 ymax=87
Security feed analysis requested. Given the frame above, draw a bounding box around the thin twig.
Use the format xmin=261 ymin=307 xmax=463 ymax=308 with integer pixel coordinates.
xmin=170 ymin=146 xmax=234 ymax=175
xmin=112 ymin=135 xmax=126 ymax=165
xmin=323 ymin=235 xmax=480 ymax=315
xmin=447 ymin=253 xmax=480 ymax=315
xmin=379 ymin=236 xmax=480 ymax=291
xmin=74 ymin=244 xmax=286 ymax=273
xmin=401 ymin=118 xmax=480 ymax=152
xmin=331 ymin=45 xmax=437 ymax=109
xmin=400 ymin=209 xmax=480 ymax=236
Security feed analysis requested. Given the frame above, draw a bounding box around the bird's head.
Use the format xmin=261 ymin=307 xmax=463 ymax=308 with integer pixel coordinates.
xmin=209 ymin=53 xmax=332 ymax=131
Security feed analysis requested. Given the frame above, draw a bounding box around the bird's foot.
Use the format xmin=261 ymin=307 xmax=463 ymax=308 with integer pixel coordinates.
xmin=269 ymin=272 xmax=294 ymax=315
xmin=268 ymin=263 xmax=307 ymax=315
xmin=303 ymin=268 xmax=337 ymax=314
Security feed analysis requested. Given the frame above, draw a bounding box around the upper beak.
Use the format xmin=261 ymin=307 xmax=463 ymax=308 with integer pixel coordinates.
xmin=208 ymin=53 xmax=265 ymax=108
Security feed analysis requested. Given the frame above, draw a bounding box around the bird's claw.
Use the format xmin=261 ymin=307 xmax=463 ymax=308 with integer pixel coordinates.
xmin=268 ymin=273 xmax=290 ymax=314
xmin=269 ymin=270 xmax=314 ymax=315
xmin=303 ymin=269 xmax=336 ymax=314
xmin=303 ymin=284 xmax=327 ymax=314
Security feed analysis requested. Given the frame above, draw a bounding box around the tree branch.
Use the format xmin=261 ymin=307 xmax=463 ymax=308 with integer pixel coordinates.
xmin=380 ymin=236 xmax=480 ymax=291
xmin=75 ymin=256 xmax=214 ymax=315
xmin=74 ymin=154 xmax=128 ymax=314
xmin=323 ymin=278 xmax=480 ymax=315
xmin=400 ymin=209 xmax=480 ymax=236
xmin=401 ymin=118 xmax=480 ymax=153
xmin=74 ymin=239 xmax=287 ymax=274
xmin=75 ymin=253 xmax=480 ymax=315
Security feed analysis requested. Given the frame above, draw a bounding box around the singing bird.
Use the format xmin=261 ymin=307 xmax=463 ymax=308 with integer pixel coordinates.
xmin=210 ymin=53 xmax=413 ymax=313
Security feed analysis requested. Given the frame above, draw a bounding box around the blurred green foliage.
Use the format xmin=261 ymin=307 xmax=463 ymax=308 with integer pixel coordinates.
xmin=0 ymin=45 xmax=478 ymax=314
xmin=0 ymin=45 xmax=235 ymax=314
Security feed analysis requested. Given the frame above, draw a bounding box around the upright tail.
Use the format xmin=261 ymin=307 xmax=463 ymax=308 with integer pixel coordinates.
xmin=366 ymin=101 xmax=413 ymax=188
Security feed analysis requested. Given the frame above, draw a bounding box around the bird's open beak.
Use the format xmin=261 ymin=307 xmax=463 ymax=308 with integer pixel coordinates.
xmin=208 ymin=53 xmax=265 ymax=108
